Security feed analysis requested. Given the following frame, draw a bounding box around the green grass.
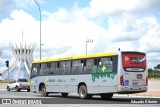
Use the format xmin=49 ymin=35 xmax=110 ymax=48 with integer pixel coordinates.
xmin=0 ymin=79 xmax=30 ymax=83
xmin=148 ymin=78 xmax=160 ymax=80
xmin=0 ymin=79 xmax=14 ymax=83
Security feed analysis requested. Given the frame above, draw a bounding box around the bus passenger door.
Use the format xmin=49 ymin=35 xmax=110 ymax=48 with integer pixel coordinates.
xmin=30 ymin=64 xmax=39 ymax=92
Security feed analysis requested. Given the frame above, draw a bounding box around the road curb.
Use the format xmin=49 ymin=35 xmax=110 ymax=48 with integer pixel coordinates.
xmin=114 ymin=94 xmax=160 ymax=98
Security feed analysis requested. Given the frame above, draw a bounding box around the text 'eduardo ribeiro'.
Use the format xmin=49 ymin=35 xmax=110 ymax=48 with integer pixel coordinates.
xmin=131 ymin=100 xmax=158 ymax=104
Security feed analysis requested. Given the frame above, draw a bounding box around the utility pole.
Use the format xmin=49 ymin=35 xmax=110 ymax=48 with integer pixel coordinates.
xmin=21 ymin=30 xmax=24 ymax=46
xmin=86 ymin=39 xmax=93 ymax=54
xmin=34 ymin=0 xmax=42 ymax=60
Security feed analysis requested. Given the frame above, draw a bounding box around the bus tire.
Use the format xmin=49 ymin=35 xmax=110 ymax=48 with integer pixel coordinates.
xmin=16 ymin=86 xmax=20 ymax=92
xmin=41 ymin=85 xmax=49 ymax=97
xmin=27 ymin=89 xmax=30 ymax=92
xmin=61 ymin=93 xmax=68 ymax=97
xmin=7 ymin=86 xmax=10 ymax=91
xmin=100 ymin=93 xmax=113 ymax=100
xmin=79 ymin=85 xmax=91 ymax=99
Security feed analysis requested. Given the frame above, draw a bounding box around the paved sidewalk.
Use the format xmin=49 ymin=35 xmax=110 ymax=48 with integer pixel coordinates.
xmin=0 ymin=83 xmax=8 ymax=89
xmin=132 ymin=79 xmax=160 ymax=97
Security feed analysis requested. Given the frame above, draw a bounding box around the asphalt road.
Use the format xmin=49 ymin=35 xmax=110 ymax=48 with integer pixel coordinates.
xmin=0 ymin=90 xmax=160 ymax=105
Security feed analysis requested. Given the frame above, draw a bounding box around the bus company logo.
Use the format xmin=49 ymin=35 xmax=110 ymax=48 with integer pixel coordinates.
xmin=45 ymin=78 xmax=49 ymax=82
xmin=125 ymin=56 xmax=129 ymax=61
xmin=70 ymin=77 xmax=78 ymax=82
xmin=130 ymin=57 xmax=145 ymax=64
xmin=57 ymin=79 xmax=63 ymax=82
xmin=100 ymin=79 xmax=107 ymax=83
xmin=45 ymin=78 xmax=55 ymax=82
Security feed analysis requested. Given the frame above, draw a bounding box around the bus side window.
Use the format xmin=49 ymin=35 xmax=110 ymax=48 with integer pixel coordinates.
xmin=54 ymin=62 xmax=59 ymax=74
xmin=72 ymin=60 xmax=76 ymax=74
xmin=65 ymin=61 xmax=71 ymax=74
xmin=57 ymin=62 xmax=60 ymax=68
xmin=83 ymin=59 xmax=86 ymax=66
xmin=112 ymin=55 xmax=118 ymax=73
xmin=93 ymin=59 xmax=98 ymax=73
xmin=81 ymin=60 xmax=83 ymax=66
xmin=47 ymin=63 xmax=51 ymax=68
xmin=50 ymin=62 xmax=55 ymax=75
xmin=72 ymin=60 xmax=83 ymax=74
xmin=99 ymin=57 xmax=112 ymax=73
xmin=84 ymin=59 xmax=97 ymax=73
xmin=60 ymin=61 xmax=65 ymax=74
xmin=94 ymin=58 xmax=98 ymax=65
xmin=40 ymin=63 xmax=48 ymax=76
xmin=98 ymin=58 xmax=101 ymax=65
xmin=110 ymin=57 xmax=113 ymax=64
xmin=47 ymin=62 xmax=51 ymax=75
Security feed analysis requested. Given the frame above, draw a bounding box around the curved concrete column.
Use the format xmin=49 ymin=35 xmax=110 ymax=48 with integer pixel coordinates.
xmin=0 ymin=43 xmax=35 ymax=79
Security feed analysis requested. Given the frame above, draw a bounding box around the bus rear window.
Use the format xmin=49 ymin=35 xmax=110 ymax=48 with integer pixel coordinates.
xmin=122 ymin=52 xmax=146 ymax=72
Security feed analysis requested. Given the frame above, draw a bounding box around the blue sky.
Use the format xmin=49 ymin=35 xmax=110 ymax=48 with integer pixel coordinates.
xmin=0 ymin=0 xmax=90 ymax=20
xmin=26 ymin=0 xmax=91 ymax=20
xmin=0 ymin=0 xmax=160 ymax=70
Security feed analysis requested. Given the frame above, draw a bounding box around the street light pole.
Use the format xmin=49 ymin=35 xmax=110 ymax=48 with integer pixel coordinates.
xmin=86 ymin=41 xmax=87 ymax=54
xmin=33 ymin=0 xmax=42 ymax=60
xmin=86 ymin=39 xmax=93 ymax=54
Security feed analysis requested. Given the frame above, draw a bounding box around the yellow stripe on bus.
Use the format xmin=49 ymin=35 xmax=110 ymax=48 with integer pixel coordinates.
xmin=32 ymin=52 xmax=117 ymax=64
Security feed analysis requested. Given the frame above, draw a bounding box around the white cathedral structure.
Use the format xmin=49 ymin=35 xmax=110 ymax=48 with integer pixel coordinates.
xmin=0 ymin=43 xmax=35 ymax=79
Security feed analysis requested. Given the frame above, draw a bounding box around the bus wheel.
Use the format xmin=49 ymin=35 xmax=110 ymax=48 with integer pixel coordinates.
xmin=16 ymin=86 xmax=20 ymax=92
xmin=41 ymin=85 xmax=49 ymax=97
xmin=61 ymin=93 xmax=68 ymax=97
xmin=79 ymin=85 xmax=91 ymax=99
xmin=100 ymin=93 xmax=113 ymax=100
xmin=27 ymin=89 xmax=30 ymax=92
xmin=7 ymin=86 xmax=10 ymax=91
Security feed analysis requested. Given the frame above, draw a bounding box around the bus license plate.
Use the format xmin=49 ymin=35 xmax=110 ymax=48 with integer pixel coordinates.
xmin=137 ymin=74 xmax=142 ymax=79
xmin=133 ymin=83 xmax=138 ymax=85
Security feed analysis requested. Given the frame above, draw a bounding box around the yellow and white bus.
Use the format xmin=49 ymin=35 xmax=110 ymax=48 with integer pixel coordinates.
xmin=30 ymin=51 xmax=148 ymax=99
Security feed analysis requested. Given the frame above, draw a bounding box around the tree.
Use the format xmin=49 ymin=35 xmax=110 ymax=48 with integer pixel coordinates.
xmin=157 ymin=64 xmax=160 ymax=68
xmin=148 ymin=68 xmax=154 ymax=78
xmin=148 ymin=68 xmax=153 ymax=72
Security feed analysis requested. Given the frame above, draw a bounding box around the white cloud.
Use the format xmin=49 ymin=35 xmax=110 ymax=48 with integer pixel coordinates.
xmin=87 ymin=0 xmax=141 ymax=17
xmin=1 ymin=0 xmax=160 ymax=69
xmin=0 ymin=0 xmax=45 ymax=19
xmin=41 ymin=7 xmax=107 ymax=57
xmin=84 ymin=0 xmax=160 ymax=68
xmin=86 ymin=0 xmax=160 ymax=18
xmin=0 ymin=9 xmax=39 ymax=44
xmin=0 ymin=6 xmax=107 ymax=60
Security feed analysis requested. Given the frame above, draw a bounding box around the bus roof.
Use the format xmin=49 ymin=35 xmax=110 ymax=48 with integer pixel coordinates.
xmin=32 ymin=52 xmax=117 ymax=64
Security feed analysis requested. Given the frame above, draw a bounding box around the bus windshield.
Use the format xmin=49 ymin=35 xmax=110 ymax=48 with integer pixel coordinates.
xmin=122 ymin=52 xmax=146 ymax=72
